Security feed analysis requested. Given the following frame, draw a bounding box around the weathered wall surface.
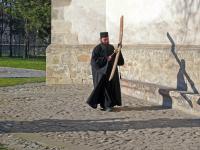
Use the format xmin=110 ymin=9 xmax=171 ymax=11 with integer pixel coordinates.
xmin=52 ymin=0 xmax=200 ymax=45
xmin=107 ymin=0 xmax=200 ymax=45
xmin=47 ymin=44 xmax=200 ymax=92
xmin=46 ymin=44 xmax=93 ymax=84
xmin=48 ymin=0 xmax=200 ymax=92
xmin=51 ymin=0 xmax=106 ymax=45
xmin=48 ymin=0 xmax=106 ymax=84
xmin=121 ymin=45 xmax=200 ymax=92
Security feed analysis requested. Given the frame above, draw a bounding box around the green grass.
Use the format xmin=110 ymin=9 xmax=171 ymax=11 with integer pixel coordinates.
xmin=0 ymin=57 xmax=46 ymax=87
xmin=0 ymin=77 xmax=45 ymax=87
xmin=0 ymin=144 xmax=8 ymax=150
xmin=0 ymin=57 xmax=46 ymax=70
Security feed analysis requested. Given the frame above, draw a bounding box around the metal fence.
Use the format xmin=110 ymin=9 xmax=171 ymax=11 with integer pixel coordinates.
xmin=0 ymin=8 xmax=49 ymax=58
xmin=0 ymin=43 xmax=47 ymax=57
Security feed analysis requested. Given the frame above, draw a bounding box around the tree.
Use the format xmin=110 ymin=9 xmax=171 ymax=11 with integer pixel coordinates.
xmin=0 ymin=1 xmax=10 ymax=56
xmin=2 ymin=0 xmax=51 ymax=58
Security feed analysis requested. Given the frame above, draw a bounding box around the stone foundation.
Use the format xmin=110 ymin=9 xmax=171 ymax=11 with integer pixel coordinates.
xmin=46 ymin=44 xmax=94 ymax=84
xmin=47 ymin=44 xmax=200 ymax=92
xmin=121 ymin=79 xmax=200 ymax=116
xmin=121 ymin=44 xmax=200 ymax=92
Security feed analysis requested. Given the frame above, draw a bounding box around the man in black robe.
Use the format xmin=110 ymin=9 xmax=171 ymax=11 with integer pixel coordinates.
xmin=87 ymin=32 xmax=124 ymax=111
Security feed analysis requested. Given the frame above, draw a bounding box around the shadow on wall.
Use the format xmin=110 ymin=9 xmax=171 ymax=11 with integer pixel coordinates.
xmin=167 ymin=32 xmax=199 ymax=94
xmin=159 ymin=33 xmax=199 ymax=108
xmin=177 ymin=59 xmax=188 ymax=91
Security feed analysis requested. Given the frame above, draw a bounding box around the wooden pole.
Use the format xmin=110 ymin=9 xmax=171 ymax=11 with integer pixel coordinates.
xmin=109 ymin=16 xmax=124 ymax=81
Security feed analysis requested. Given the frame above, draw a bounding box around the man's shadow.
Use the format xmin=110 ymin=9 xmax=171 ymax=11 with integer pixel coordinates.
xmin=160 ymin=33 xmax=199 ymax=108
xmin=177 ymin=59 xmax=188 ymax=91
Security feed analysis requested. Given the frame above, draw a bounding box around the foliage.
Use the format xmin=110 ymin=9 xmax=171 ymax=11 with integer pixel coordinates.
xmin=1 ymin=0 xmax=51 ymax=43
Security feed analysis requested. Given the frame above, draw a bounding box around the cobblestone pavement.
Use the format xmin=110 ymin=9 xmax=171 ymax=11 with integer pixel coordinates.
xmin=0 ymin=83 xmax=200 ymax=150
xmin=0 ymin=67 xmax=45 ymax=78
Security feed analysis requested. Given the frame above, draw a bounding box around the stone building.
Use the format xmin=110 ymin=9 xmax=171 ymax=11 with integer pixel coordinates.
xmin=47 ymin=0 xmax=200 ymax=94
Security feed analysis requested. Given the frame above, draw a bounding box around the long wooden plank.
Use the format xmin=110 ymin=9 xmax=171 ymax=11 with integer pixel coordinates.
xmin=109 ymin=16 xmax=124 ymax=81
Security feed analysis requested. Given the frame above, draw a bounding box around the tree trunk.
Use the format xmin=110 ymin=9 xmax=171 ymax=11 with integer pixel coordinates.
xmin=0 ymin=9 xmax=3 ymax=57
xmin=9 ymin=15 xmax=12 ymax=57
xmin=23 ymin=19 xmax=28 ymax=59
xmin=0 ymin=33 xmax=2 ymax=57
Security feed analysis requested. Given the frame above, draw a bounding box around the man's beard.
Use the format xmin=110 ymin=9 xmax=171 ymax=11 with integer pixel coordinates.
xmin=101 ymin=42 xmax=109 ymax=45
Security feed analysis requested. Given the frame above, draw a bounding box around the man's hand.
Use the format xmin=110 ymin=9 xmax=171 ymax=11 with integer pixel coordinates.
xmin=114 ymin=49 xmax=119 ymax=53
xmin=117 ymin=43 xmax=122 ymax=48
xmin=107 ymin=55 xmax=112 ymax=61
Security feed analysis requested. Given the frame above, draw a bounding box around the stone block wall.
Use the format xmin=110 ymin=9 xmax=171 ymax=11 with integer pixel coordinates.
xmin=46 ymin=44 xmax=93 ymax=84
xmin=47 ymin=43 xmax=200 ymax=93
xmin=121 ymin=44 xmax=200 ymax=92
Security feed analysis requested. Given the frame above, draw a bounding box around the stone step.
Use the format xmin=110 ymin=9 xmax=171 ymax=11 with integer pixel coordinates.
xmin=121 ymin=79 xmax=200 ymax=116
xmin=169 ymin=91 xmax=200 ymax=115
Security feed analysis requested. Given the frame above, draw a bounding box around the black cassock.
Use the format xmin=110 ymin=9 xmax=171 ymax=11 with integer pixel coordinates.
xmin=87 ymin=43 xmax=124 ymax=109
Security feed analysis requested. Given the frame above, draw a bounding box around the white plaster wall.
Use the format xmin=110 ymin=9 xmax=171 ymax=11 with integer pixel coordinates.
xmin=106 ymin=0 xmax=200 ymax=45
xmin=63 ymin=0 xmax=106 ymax=44
xmin=53 ymin=0 xmax=200 ymax=45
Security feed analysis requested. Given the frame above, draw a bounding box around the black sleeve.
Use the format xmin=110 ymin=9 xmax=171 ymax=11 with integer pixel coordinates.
xmin=91 ymin=46 xmax=107 ymax=68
